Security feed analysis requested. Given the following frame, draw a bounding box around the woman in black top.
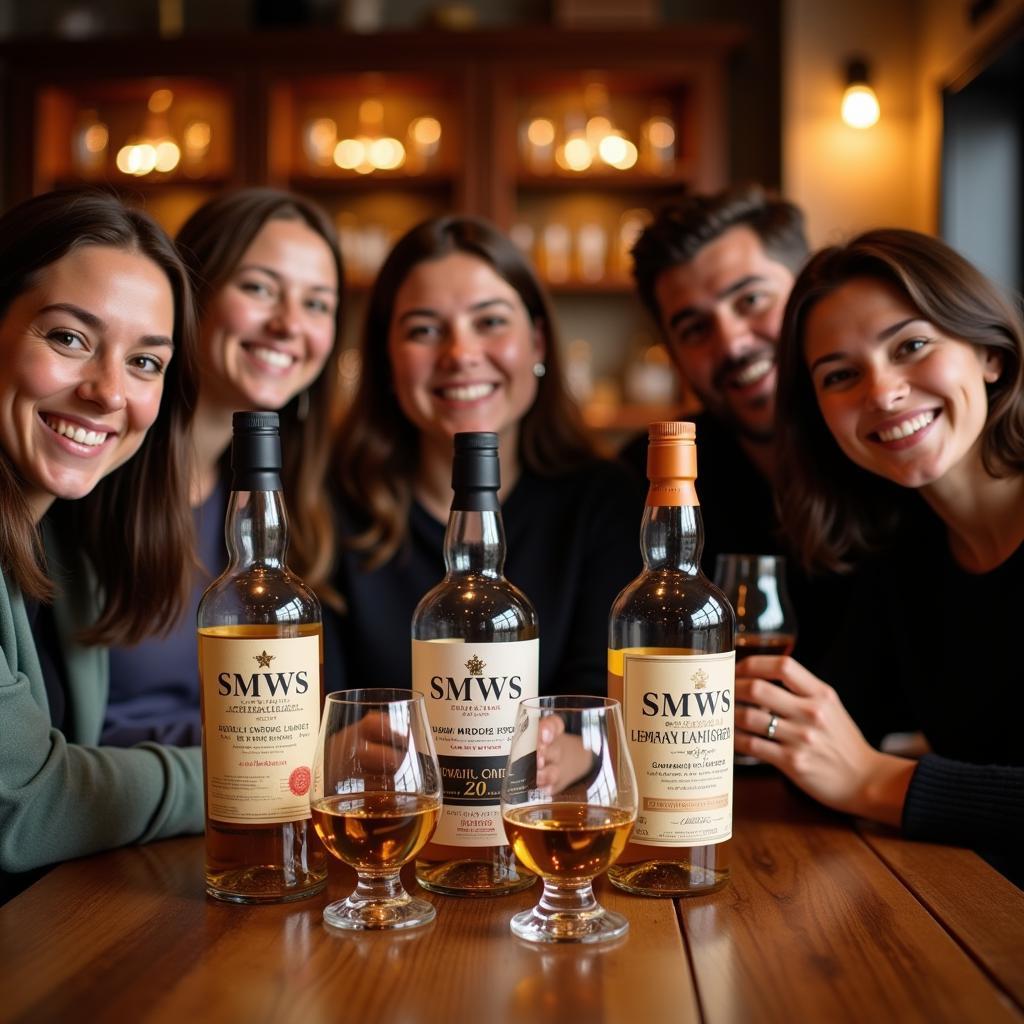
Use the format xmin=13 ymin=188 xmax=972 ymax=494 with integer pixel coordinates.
xmin=330 ymin=215 xmax=642 ymax=696
xmin=735 ymin=229 xmax=1023 ymax=881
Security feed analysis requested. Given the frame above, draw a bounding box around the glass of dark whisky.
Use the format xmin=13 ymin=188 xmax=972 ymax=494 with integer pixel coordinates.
xmin=713 ymin=554 xmax=797 ymax=766
xmin=311 ymin=689 xmax=442 ymax=930
xmin=501 ymin=696 xmax=637 ymax=944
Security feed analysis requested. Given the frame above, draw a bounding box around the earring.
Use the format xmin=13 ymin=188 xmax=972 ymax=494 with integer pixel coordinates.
xmin=532 ymin=362 xmax=546 ymax=378
xmin=296 ymin=389 xmax=311 ymax=421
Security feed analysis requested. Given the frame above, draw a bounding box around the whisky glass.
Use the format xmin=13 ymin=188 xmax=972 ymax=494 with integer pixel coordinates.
xmin=713 ymin=554 xmax=797 ymax=766
xmin=501 ymin=696 xmax=637 ymax=944
xmin=312 ymin=689 xmax=441 ymax=930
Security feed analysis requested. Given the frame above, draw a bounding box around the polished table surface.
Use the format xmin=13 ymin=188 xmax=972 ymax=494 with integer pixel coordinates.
xmin=2 ymin=773 xmax=1022 ymax=1024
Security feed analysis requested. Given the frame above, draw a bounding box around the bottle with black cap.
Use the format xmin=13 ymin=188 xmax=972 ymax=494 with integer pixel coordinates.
xmin=412 ymin=431 xmax=539 ymax=896
xmin=197 ymin=411 xmax=327 ymax=904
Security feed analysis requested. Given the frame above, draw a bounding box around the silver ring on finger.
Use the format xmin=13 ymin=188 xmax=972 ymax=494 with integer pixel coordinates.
xmin=766 ymin=714 xmax=780 ymax=740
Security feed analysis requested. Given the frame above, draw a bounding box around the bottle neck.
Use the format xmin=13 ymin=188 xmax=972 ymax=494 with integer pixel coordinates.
xmin=225 ymin=487 xmax=289 ymax=569
xmin=443 ymin=504 xmax=506 ymax=577
xmin=640 ymin=500 xmax=703 ymax=572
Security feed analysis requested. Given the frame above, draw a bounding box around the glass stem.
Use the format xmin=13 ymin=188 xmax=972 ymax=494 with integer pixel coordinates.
xmin=352 ymin=871 xmax=408 ymax=906
xmin=536 ymin=879 xmax=600 ymax=919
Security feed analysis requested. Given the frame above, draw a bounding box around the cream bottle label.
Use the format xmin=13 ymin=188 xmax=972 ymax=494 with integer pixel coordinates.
xmin=199 ymin=633 xmax=321 ymax=825
xmin=413 ymin=638 xmax=539 ymax=847
xmin=609 ymin=648 xmax=734 ymax=846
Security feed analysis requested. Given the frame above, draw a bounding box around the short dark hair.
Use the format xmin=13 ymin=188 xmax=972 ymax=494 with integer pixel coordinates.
xmin=776 ymin=227 xmax=1024 ymax=572
xmin=632 ymin=184 xmax=808 ymax=324
xmin=0 ymin=188 xmax=198 ymax=645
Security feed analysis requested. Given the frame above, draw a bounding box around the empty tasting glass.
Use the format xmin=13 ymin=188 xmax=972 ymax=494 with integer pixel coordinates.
xmin=713 ymin=554 xmax=798 ymax=765
xmin=311 ymin=689 xmax=441 ymax=931
xmin=501 ymin=696 xmax=637 ymax=944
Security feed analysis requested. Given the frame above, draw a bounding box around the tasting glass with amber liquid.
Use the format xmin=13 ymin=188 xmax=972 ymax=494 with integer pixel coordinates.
xmin=713 ymin=554 xmax=797 ymax=766
xmin=311 ymin=689 xmax=442 ymax=931
xmin=501 ymin=696 xmax=637 ymax=944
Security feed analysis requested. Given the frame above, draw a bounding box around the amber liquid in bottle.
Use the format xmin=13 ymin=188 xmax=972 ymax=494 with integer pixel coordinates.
xmin=197 ymin=412 xmax=327 ymax=904
xmin=607 ymin=421 xmax=735 ymax=897
xmin=412 ymin=432 xmax=538 ymax=896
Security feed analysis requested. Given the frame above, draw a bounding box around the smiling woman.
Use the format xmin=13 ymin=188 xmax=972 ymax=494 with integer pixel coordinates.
xmin=102 ymin=188 xmax=345 ymax=749
xmin=732 ymin=229 xmax=1024 ymax=886
xmin=0 ymin=189 xmax=203 ymax=886
xmin=330 ymin=215 xmax=643 ymax=699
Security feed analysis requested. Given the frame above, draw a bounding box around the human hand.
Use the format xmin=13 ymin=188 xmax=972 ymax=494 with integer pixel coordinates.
xmin=734 ymin=656 xmax=916 ymax=826
xmin=536 ymin=713 xmax=596 ymax=793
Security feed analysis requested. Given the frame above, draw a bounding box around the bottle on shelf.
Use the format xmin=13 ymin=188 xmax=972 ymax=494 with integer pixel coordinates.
xmin=412 ymin=431 xmax=539 ymax=896
xmin=197 ymin=411 xmax=327 ymax=904
xmin=607 ymin=420 xmax=735 ymax=897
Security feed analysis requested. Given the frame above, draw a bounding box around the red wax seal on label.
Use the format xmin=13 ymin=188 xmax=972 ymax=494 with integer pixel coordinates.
xmin=289 ymin=766 xmax=311 ymax=796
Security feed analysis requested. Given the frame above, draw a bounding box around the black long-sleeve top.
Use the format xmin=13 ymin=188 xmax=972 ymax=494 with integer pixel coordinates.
xmin=330 ymin=459 xmax=645 ymax=698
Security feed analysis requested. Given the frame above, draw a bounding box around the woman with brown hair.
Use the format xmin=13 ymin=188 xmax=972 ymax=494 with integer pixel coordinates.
xmin=103 ymin=188 xmax=344 ymax=746
xmin=0 ymin=189 xmax=202 ymax=879
xmin=331 ymin=214 xmax=641 ymax=695
xmin=733 ymin=228 xmax=1024 ymax=882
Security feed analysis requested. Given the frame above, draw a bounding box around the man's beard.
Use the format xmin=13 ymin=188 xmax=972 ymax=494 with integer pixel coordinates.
xmin=696 ymin=350 xmax=777 ymax=446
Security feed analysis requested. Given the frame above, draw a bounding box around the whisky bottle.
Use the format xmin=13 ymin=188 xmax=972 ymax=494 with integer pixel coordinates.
xmin=197 ymin=411 xmax=327 ymax=903
xmin=607 ymin=421 xmax=735 ymax=897
xmin=412 ymin=432 xmax=538 ymax=895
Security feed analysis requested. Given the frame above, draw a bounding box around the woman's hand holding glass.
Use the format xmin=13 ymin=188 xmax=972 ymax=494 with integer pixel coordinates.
xmin=311 ymin=689 xmax=441 ymax=931
xmin=714 ymin=554 xmax=798 ymax=765
xmin=501 ymin=696 xmax=637 ymax=944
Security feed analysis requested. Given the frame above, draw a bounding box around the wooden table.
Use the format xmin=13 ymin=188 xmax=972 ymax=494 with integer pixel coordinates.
xmin=2 ymin=773 xmax=1022 ymax=1024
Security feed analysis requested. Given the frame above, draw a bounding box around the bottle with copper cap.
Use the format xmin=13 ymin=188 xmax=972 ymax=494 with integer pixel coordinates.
xmin=607 ymin=421 xmax=735 ymax=897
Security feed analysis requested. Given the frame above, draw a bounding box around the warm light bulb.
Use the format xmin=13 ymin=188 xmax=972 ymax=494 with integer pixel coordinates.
xmin=585 ymin=115 xmax=612 ymax=149
xmin=132 ymin=144 xmax=158 ymax=175
xmin=368 ymin=136 xmax=405 ymax=170
xmin=562 ymin=132 xmax=592 ymax=172
xmin=333 ymin=138 xmax=365 ymax=170
xmin=841 ymin=84 xmax=880 ymax=129
xmin=84 ymin=123 xmax=108 ymax=153
xmin=154 ymin=139 xmax=180 ymax=172
xmin=646 ymin=116 xmax=675 ymax=149
xmin=148 ymin=88 xmax=173 ymax=114
xmin=526 ymin=117 xmax=555 ymax=148
xmin=184 ymin=120 xmax=211 ymax=156
xmin=604 ymin=136 xmax=638 ymax=170
xmin=411 ymin=116 xmax=442 ymax=147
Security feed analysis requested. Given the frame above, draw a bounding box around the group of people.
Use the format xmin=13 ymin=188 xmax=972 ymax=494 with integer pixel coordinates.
xmin=0 ymin=179 xmax=1020 ymax=895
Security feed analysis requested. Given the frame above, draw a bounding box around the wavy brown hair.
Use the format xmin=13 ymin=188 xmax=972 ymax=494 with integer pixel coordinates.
xmin=333 ymin=214 xmax=595 ymax=569
xmin=776 ymin=228 xmax=1024 ymax=573
xmin=0 ymin=189 xmax=198 ymax=645
xmin=175 ymin=188 xmax=344 ymax=607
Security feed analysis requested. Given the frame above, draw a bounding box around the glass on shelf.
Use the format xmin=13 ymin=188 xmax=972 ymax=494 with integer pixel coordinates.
xmin=576 ymin=223 xmax=607 ymax=283
xmin=540 ymin=222 xmax=571 ymax=284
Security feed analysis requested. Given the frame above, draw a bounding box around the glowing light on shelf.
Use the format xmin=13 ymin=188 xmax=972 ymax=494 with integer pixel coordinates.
xmin=559 ymin=132 xmax=592 ymax=172
xmin=183 ymin=120 xmax=211 ymax=158
xmin=602 ymin=134 xmax=638 ymax=170
xmin=84 ymin=123 xmax=108 ymax=153
xmin=585 ymin=116 xmax=612 ymax=148
xmin=304 ymin=117 xmax=337 ymax=166
xmin=154 ymin=139 xmax=181 ymax=172
xmin=410 ymin=116 xmax=442 ymax=147
xmin=334 ymin=137 xmax=366 ymax=170
xmin=368 ymin=136 xmax=406 ymax=170
xmin=526 ymin=117 xmax=555 ymax=147
xmin=646 ymin=116 xmax=675 ymax=149
xmin=148 ymin=89 xmax=174 ymax=114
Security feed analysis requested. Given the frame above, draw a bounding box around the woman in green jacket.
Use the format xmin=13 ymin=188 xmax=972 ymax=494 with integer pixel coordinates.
xmin=0 ymin=190 xmax=202 ymax=885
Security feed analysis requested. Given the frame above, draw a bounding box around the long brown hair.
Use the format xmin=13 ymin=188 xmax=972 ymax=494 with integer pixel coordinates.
xmin=776 ymin=228 xmax=1024 ymax=572
xmin=334 ymin=214 xmax=595 ymax=569
xmin=0 ymin=189 xmax=199 ymax=645
xmin=175 ymin=188 xmax=344 ymax=607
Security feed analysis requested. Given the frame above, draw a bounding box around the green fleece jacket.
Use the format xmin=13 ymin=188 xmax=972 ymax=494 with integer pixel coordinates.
xmin=0 ymin=540 xmax=203 ymax=873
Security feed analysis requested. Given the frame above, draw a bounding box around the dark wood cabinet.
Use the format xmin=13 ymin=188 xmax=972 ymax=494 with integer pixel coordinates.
xmin=0 ymin=26 xmax=743 ymax=430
